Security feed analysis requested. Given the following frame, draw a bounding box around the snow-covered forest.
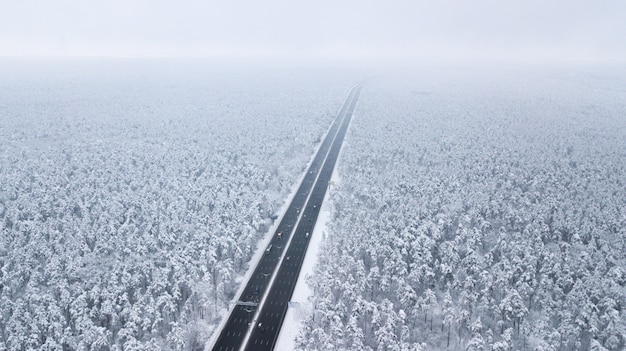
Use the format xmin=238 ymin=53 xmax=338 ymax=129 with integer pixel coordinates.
xmin=0 ymin=60 xmax=352 ymax=350
xmin=297 ymin=66 xmax=626 ymax=351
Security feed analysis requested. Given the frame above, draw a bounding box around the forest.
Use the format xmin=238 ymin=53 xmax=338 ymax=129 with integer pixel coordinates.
xmin=296 ymin=66 xmax=626 ymax=351
xmin=0 ymin=62 xmax=349 ymax=350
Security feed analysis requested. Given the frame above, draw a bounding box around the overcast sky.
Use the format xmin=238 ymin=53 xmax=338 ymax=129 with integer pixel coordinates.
xmin=1 ymin=0 xmax=624 ymax=62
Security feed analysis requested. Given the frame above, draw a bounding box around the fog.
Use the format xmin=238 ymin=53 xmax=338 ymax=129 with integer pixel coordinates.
xmin=1 ymin=0 xmax=625 ymax=63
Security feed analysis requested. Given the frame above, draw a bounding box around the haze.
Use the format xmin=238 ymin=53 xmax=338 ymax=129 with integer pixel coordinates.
xmin=1 ymin=0 xmax=625 ymax=62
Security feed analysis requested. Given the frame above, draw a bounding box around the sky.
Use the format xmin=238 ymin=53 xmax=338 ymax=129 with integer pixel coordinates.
xmin=1 ymin=0 xmax=625 ymax=62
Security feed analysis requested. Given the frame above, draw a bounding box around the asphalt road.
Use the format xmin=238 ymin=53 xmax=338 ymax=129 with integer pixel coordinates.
xmin=211 ymin=86 xmax=361 ymax=351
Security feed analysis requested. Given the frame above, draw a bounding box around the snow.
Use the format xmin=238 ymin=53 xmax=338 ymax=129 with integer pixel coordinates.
xmin=7 ymin=58 xmax=624 ymax=351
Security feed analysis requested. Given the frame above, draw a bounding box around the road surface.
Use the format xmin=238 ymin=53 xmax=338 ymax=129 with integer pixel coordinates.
xmin=211 ymin=86 xmax=361 ymax=351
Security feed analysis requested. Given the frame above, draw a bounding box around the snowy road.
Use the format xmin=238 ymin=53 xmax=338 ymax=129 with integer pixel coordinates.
xmin=210 ymin=86 xmax=361 ymax=351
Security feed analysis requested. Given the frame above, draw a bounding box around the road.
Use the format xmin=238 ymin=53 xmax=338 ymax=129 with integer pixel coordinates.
xmin=211 ymin=85 xmax=361 ymax=351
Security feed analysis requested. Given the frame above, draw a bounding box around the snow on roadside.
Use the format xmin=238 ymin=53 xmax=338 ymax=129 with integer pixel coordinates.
xmin=274 ymin=167 xmax=340 ymax=351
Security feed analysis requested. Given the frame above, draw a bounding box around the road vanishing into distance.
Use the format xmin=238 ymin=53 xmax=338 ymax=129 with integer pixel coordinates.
xmin=210 ymin=85 xmax=361 ymax=351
